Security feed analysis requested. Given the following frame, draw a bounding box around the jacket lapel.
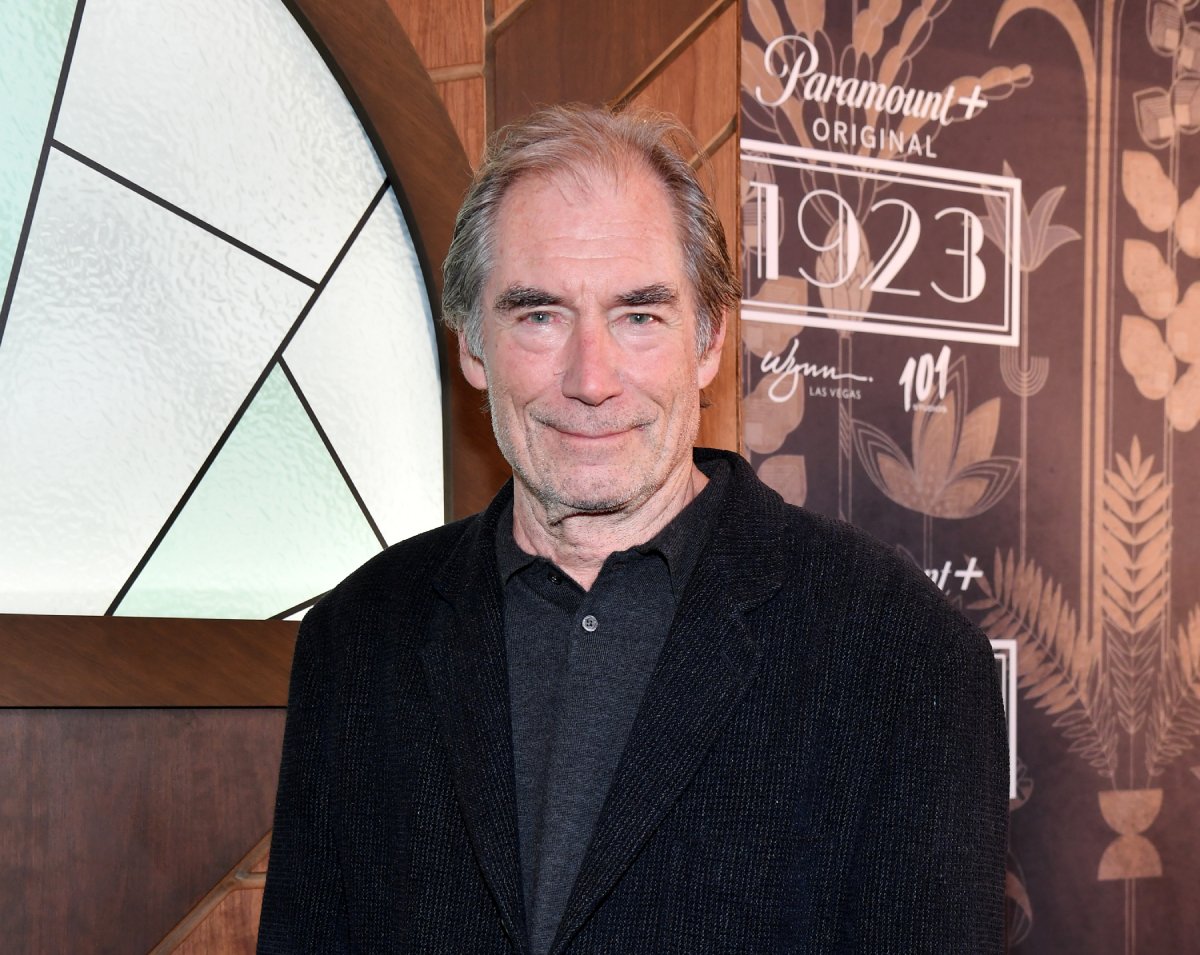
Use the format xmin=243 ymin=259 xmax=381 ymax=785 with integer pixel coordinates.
xmin=420 ymin=487 xmax=529 ymax=953
xmin=549 ymin=452 xmax=788 ymax=954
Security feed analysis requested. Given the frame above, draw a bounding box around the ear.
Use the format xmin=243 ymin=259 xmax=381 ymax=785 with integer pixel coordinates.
xmin=458 ymin=331 xmax=488 ymax=391
xmin=697 ymin=310 xmax=727 ymax=389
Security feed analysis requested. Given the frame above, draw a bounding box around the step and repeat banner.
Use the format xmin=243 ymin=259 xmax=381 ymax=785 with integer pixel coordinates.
xmin=741 ymin=1 xmax=1200 ymax=950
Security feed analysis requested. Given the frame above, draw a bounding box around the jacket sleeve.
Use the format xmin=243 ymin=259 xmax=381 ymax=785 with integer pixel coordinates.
xmin=845 ymin=606 xmax=1010 ymax=953
xmin=257 ymin=600 xmax=349 ymax=954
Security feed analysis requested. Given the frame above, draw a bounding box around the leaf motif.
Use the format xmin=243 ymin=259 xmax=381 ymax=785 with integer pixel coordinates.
xmin=1167 ymin=282 xmax=1200 ymax=363
xmin=756 ymin=454 xmax=807 ymax=507
xmin=1120 ymin=314 xmax=1178 ymax=399
xmin=791 ymin=0 xmax=827 ymax=36
xmin=942 ymin=458 xmax=1020 ymax=518
xmin=1131 ymin=532 xmax=1170 ymax=574
xmin=1122 ymin=150 xmax=1179 ymax=232
xmin=744 ymin=326 xmax=802 ymax=366
xmin=1123 ymin=239 xmax=1179 ymax=319
xmin=744 ymin=371 xmax=805 ymax=454
xmin=1132 ymin=509 xmax=1169 ymax=546
xmin=912 ymin=391 xmax=957 ymax=496
xmin=1099 ymin=439 xmax=1171 ymax=733
xmin=953 ymin=397 xmax=1002 ymax=476
xmin=852 ymin=0 xmax=902 ymax=58
xmin=973 ymin=551 xmax=1116 ymax=778
xmin=1132 ymin=471 xmax=1167 ymax=506
xmin=1026 ymin=184 xmax=1081 ymax=269
xmin=1102 ymin=481 xmax=1139 ymax=524
xmin=1039 ymin=223 xmax=1082 ymax=265
xmin=743 ymin=37 xmax=785 ymax=105
xmin=979 ymin=186 xmax=1008 ymax=255
xmin=1167 ymin=360 xmax=1200 ymax=431
xmin=852 ymin=419 xmax=916 ymax=508
xmin=746 ymin=0 xmax=785 ymax=44
xmin=1176 ymin=186 xmax=1200 ymax=258
xmin=1146 ymin=607 xmax=1200 ymax=775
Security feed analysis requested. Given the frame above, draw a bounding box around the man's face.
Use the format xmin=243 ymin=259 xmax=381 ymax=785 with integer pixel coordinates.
xmin=459 ymin=164 xmax=724 ymax=520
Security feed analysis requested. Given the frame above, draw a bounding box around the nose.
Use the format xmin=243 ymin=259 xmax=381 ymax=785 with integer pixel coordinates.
xmin=560 ymin=319 xmax=624 ymax=405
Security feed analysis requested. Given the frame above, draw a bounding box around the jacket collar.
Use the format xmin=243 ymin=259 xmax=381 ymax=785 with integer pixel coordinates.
xmin=421 ymin=449 xmax=788 ymax=952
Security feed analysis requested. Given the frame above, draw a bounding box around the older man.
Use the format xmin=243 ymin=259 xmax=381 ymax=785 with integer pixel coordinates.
xmin=258 ymin=106 xmax=1008 ymax=955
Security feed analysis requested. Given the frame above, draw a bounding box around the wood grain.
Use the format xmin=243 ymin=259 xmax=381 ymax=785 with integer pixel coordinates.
xmin=171 ymin=891 xmax=263 ymax=955
xmin=436 ymin=76 xmax=488 ymax=170
xmin=151 ymin=836 xmax=269 ymax=953
xmin=491 ymin=0 xmax=528 ymax=27
xmin=630 ymin=3 xmax=737 ymax=150
xmin=698 ymin=132 xmax=742 ymax=453
xmin=492 ymin=0 xmax=718 ymax=126
xmin=0 ymin=615 xmax=295 ymax=707
xmin=0 ymin=709 xmax=282 ymax=955
xmin=385 ymin=0 xmax=483 ymax=69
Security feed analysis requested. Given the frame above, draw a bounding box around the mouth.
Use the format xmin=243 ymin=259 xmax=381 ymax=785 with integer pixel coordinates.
xmin=552 ymin=426 xmax=630 ymax=440
xmin=536 ymin=417 xmax=653 ymax=442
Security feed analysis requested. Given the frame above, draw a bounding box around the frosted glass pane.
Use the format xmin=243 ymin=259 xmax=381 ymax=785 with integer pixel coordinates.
xmin=285 ymin=189 xmax=443 ymax=544
xmin=114 ymin=366 xmax=382 ymax=619
xmin=55 ymin=0 xmax=384 ymax=281
xmin=0 ymin=150 xmax=312 ymax=613
xmin=0 ymin=0 xmax=76 ymax=282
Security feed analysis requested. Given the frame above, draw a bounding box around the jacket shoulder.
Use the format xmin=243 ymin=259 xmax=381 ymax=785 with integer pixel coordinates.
xmin=329 ymin=514 xmax=475 ymax=603
xmin=295 ymin=513 xmax=478 ymax=653
xmin=773 ymin=500 xmax=989 ymax=660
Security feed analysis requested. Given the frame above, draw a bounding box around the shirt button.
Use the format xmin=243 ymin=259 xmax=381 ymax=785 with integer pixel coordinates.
xmin=581 ymin=614 xmax=599 ymax=633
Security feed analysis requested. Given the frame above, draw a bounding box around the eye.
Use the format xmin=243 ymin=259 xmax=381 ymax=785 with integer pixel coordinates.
xmin=523 ymin=310 xmax=554 ymax=325
xmin=626 ymin=312 xmax=656 ymax=326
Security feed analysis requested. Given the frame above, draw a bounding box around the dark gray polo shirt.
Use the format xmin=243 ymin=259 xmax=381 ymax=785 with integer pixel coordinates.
xmin=497 ymin=458 xmax=730 ymax=955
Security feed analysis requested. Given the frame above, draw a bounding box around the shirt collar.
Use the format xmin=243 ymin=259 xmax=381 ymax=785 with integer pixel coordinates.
xmin=495 ymin=456 xmax=731 ymax=595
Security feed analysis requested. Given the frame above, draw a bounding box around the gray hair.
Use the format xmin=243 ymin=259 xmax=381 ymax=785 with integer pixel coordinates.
xmin=441 ymin=104 xmax=739 ymax=358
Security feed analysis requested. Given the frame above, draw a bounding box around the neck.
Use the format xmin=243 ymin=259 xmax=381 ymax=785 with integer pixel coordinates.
xmin=511 ymin=463 xmax=708 ymax=590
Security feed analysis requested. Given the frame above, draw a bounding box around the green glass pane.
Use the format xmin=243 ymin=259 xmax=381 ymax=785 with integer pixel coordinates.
xmin=115 ymin=365 xmax=382 ymax=619
xmin=0 ymin=0 xmax=77 ymax=284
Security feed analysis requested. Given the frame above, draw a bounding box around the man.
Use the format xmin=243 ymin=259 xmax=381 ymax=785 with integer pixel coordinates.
xmin=258 ymin=105 xmax=1008 ymax=954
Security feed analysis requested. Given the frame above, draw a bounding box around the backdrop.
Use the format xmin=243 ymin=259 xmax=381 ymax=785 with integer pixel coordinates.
xmin=741 ymin=1 xmax=1200 ymax=951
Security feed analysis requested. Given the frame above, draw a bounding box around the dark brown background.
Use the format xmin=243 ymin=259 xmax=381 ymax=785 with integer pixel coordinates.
xmin=741 ymin=2 xmax=1200 ymax=952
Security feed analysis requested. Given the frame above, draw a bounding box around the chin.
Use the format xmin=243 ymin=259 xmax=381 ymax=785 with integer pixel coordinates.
xmin=525 ymin=467 xmax=648 ymax=516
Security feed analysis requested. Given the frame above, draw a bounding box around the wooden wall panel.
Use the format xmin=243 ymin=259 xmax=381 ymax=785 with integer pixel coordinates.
xmin=627 ymin=1 xmax=740 ymax=453
xmin=172 ymin=891 xmax=261 ymax=955
xmin=152 ymin=837 xmax=269 ymax=954
xmin=697 ymin=133 xmax=741 ymax=453
xmin=0 ymin=615 xmax=295 ymax=707
xmin=492 ymin=0 xmax=526 ymax=25
xmin=436 ymin=76 xmax=488 ymax=170
xmin=1 ymin=709 xmax=283 ymax=955
xmin=385 ymin=0 xmax=483 ymax=68
xmin=628 ymin=3 xmax=737 ymax=150
xmin=492 ymin=0 xmax=719 ymax=126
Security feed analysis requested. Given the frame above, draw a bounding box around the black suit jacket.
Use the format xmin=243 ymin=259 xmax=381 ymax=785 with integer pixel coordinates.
xmin=258 ymin=449 xmax=1008 ymax=954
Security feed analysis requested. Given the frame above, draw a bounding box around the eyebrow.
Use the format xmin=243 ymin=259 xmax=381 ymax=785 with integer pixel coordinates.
xmin=493 ymin=285 xmax=563 ymax=312
xmin=615 ymin=284 xmax=678 ymax=308
xmin=492 ymin=282 xmax=679 ymax=312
